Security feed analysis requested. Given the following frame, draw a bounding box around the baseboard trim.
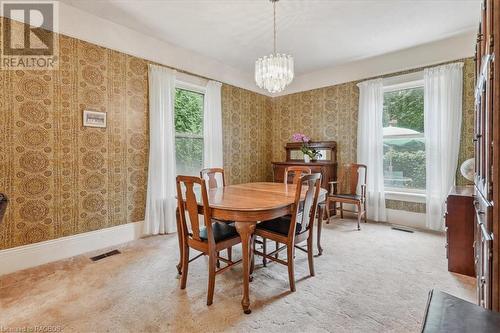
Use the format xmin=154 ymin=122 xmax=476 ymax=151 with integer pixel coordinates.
xmin=0 ymin=221 xmax=144 ymax=276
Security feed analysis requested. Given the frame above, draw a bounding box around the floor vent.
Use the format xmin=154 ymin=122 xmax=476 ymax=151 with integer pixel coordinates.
xmin=90 ymin=249 xmax=121 ymax=262
xmin=391 ymin=225 xmax=415 ymax=233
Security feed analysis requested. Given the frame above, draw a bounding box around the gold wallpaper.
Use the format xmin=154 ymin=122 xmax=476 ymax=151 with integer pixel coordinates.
xmin=221 ymin=85 xmax=273 ymax=185
xmin=271 ymin=58 xmax=476 ymax=213
xmin=0 ymin=21 xmax=272 ymax=250
xmin=0 ymin=33 xmax=150 ymax=249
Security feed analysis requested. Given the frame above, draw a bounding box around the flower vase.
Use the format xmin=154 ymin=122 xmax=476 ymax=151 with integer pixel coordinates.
xmin=304 ymin=155 xmax=311 ymax=163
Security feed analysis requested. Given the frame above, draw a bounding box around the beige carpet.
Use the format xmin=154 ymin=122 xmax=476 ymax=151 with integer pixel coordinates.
xmin=0 ymin=219 xmax=475 ymax=333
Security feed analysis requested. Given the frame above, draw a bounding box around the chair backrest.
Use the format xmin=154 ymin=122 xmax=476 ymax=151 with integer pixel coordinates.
xmin=200 ymin=168 xmax=226 ymax=189
xmin=336 ymin=164 xmax=367 ymax=195
xmin=284 ymin=166 xmax=312 ymax=184
xmin=176 ymin=175 xmax=215 ymax=245
xmin=289 ymin=173 xmax=322 ymax=235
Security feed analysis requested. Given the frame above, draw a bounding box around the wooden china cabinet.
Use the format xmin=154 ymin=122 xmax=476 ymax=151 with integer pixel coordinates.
xmin=271 ymin=141 xmax=337 ymax=191
xmin=473 ymin=0 xmax=500 ymax=310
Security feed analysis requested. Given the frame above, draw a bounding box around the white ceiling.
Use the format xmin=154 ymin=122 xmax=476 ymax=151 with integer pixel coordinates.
xmin=62 ymin=0 xmax=480 ymax=77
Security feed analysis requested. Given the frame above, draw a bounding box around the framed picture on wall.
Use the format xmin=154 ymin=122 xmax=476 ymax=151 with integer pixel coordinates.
xmin=83 ymin=110 xmax=107 ymax=128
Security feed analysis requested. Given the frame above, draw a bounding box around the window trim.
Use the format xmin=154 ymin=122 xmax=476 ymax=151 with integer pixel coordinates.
xmin=383 ymin=79 xmax=424 ymax=93
xmin=176 ymin=80 xmax=206 ymax=95
xmin=383 ymin=77 xmax=426 ymax=195
xmin=385 ymin=190 xmax=426 ymax=203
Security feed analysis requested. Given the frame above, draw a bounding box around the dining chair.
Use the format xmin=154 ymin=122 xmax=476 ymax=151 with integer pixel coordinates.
xmin=265 ymin=166 xmax=312 ymax=263
xmin=326 ymin=163 xmax=367 ymax=230
xmin=253 ymin=173 xmax=322 ymax=292
xmin=200 ymin=167 xmax=233 ymax=266
xmin=284 ymin=166 xmax=311 ymax=184
xmin=200 ymin=167 xmax=226 ymax=188
xmin=176 ymin=175 xmax=242 ymax=306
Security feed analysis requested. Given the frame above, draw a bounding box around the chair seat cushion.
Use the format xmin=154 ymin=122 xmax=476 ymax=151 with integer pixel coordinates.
xmin=257 ymin=215 xmax=303 ymax=236
xmin=330 ymin=193 xmax=361 ymax=201
xmin=199 ymin=221 xmax=238 ymax=242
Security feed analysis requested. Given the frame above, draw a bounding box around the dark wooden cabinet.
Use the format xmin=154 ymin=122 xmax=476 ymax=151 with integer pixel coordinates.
xmin=271 ymin=141 xmax=337 ymax=191
xmin=445 ymin=186 xmax=475 ymax=277
xmin=473 ymin=0 xmax=499 ymax=310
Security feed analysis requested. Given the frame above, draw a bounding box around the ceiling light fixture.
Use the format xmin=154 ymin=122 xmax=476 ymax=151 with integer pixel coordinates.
xmin=255 ymin=0 xmax=294 ymax=93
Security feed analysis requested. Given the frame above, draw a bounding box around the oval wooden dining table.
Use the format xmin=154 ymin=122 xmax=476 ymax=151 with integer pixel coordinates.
xmin=175 ymin=182 xmax=327 ymax=314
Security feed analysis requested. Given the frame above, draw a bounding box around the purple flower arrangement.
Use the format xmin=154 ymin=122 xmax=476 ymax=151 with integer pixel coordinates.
xmin=291 ymin=133 xmax=321 ymax=161
xmin=292 ymin=133 xmax=310 ymax=143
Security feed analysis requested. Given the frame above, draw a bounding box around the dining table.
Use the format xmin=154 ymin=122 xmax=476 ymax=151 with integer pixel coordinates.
xmin=175 ymin=181 xmax=327 ymax=314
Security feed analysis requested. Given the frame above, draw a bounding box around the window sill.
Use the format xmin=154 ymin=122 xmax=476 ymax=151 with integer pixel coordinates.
xmin=385 ymin=190 xmax=426 ymax=203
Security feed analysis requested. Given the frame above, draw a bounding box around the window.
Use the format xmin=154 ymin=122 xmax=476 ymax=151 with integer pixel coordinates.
xmin=174 ymin=87 xmax=204 ymax=176
xmin=383 ymin=82 xmax=425 ymax=192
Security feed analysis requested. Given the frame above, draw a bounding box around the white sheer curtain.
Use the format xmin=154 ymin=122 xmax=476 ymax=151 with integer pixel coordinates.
xmin=424 ymin=63 xmax=463 ymax=230
xmin=357 ymin=78 xmax=387 ymax=222
xmin=203 ymin=81 xmax=223 ymax=170
xmin=143 ymin=64 xmax=177 ymax=235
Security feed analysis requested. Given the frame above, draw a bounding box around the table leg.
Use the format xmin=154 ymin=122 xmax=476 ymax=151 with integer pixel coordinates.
xmin=235 ymin=221 xmax=256 ymax=314
xmin=176 ymin=207 xmax=183 ymax=275
xmin=317 ymin=203 xmax=324 ymax=256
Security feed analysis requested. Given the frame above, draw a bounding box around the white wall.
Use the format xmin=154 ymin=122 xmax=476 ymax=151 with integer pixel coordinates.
xmin=58 ymin=2 xmax=257 ymax=93
xmin=56 ymin=2 xmax=474 ymax=97
xmin=276 ymin=31 xmax=476 ymax=96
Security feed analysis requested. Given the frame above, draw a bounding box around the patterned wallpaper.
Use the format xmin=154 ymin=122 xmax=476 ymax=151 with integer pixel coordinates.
xmin=221 ymin=85 xmax=273 ymax=185
xmin=271 ymin=58 xmax=476 ymax=213
xmin=0 ymin=21 xmax=272 ymax=250
xmin=0 ymin=32 xmax=150 ymax=249
xmin=271 ymin=82 xmax=359 ymax=169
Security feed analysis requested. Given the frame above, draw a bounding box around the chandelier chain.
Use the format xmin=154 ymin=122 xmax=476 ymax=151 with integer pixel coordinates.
xmin=254 ymin=0 xmax=294 ymax=93
xmin=273 ymin=0 xmax=276 ymax=54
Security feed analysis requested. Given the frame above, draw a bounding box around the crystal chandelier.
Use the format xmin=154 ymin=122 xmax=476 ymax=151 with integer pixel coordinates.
xmin=255 ymin=0 xmax=294 ymax=93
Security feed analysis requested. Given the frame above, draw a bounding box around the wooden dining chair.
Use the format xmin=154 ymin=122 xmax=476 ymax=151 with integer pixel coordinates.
xmin=200 ymin=168 xmax=226 ymax=188
xmin=265 ymin=165 xmax=312 ymax=261
xmin=284 ymin=166 xmax=311 ymax=184
xmin=326 ymin=163 xmax=367 ymax=230
xmin=200 ymin=167 xmax=233 ymax=266
xmin=253 ymin=173 xmax=322 ymax=292
xmin=176 ymin=175 xmax=242 ymax=306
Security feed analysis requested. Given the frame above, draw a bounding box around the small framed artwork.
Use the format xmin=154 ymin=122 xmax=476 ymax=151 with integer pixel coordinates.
xmin=83 ymin=110 xmax=107 ymax=128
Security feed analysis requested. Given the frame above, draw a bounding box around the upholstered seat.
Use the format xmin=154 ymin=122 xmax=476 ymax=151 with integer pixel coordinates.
xmin=176 ymin=175 xmax=242 ymax=306
xmin=327 ymin=164 xmax=367 ymax=230
xmin=257 ymin=216 xmax=303 ymax=236
xmin=199 ymin=221 xmax=238 ymax=242
xmin=333 ymin=193 xmax=361 ymax=201
xmin=200 ymin=168 xmax=235 ymax=266
xmin=253 ymin=173 xmax=322 ymax=293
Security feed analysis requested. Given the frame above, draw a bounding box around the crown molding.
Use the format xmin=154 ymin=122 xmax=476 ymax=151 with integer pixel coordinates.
xmin=57 ymin=3 xmax=265 ymax=95
xmin=17 ymin=3 xmax=477 ymax=98
xmin=273 ymin=31 xmax=476 ymax=96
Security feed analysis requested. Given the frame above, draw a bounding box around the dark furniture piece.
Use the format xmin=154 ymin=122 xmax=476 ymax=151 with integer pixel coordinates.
xmin=327 ymin=163 xmax=367 ymax=230
xmin=253 ymin=174 xmax=322 ymax=292
xmin=444 ymin=186 xmax=475 ymax=277
xmin=421 ymin=289 xmax=500 ymax=332
xmin=272 ymin=141 xmax=337 ymax=191
xmin=200 ymin=168 xmax=234 ymax=267
xmin=175 ymin=175 xmax=242 ymax=306
xmin=0 ymin=193 xmax=7 ymax=224
xmin=272 ymin=141 xmax=337 ymax=255
xmin=474 ymin=0 xmax=499 ymax=310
